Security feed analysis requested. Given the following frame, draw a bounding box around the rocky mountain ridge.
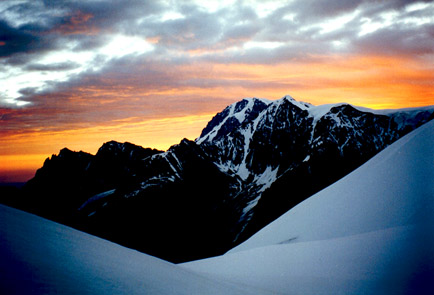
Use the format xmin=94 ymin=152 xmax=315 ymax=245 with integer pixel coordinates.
xmin=5 ymin=95 xmax=434 ymax=262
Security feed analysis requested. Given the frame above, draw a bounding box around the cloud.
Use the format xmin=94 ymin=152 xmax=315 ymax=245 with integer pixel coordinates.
xmin=25 ymin=61 xmax=80 ymax=71
xmin=0 ymin=20 xmax=44 ymax=57
xmin=286 ymin=0 xmax=362 ymax=20
xmin=2 ymin=0 xmax=434 ymax=183
xmin=137 ymin=7 xmax=224 ymax=51
xmin=286 ymin=0 xmax=433 ymax=22
xmin=1 ymin=0 xmax=434 ymax=142
xmin=353 ymin=23 xmax=434 ymax=56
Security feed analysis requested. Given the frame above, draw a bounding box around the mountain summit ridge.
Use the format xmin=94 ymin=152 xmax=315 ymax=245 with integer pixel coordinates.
xmin=192 ymin=96 xmax=434 ymax=243
xmin=4 ymin=95 xmax=434 ymax=262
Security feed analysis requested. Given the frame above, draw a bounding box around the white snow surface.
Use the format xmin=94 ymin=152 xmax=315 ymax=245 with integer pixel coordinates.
xmin=0 ymin=205 xmax=270 ymax=295
xmin=282 ymin=94 xmax=313 ymax=110
xmin=308 ymin=102 xmax=346 ymax=123
xmin=78 ymin=189 xmax=116 ymax=210
xmin=182 ymin=119 xmax=434 ymax=294
xmin=196 ymin=97 xmax=271 ymax=145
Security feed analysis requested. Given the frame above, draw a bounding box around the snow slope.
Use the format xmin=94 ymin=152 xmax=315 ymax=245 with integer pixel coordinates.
xmin=182 ymin=119 xmax=434 ymax=294
xmin=0 ymin=205 xmax=270 ymax=295
xmin=230 ymin=118 xmax=434 ymax=252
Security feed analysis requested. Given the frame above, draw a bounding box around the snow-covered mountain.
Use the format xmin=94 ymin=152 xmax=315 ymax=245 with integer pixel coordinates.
xmin=182 ymin=118 xmax=434 ymax=294
xmin=5 ymin=95 xmax=434 ymax=263
xmin=198 ymin=95 xmax=433 ymax=183
xmin=195 ymin=95 xmax=434 ymax=242
xmin=2 ymin=113 xmax=432 ymax=294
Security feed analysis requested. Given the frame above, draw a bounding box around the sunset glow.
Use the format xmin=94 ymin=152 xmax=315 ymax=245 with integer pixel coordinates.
xmin=1 ymin=0 xmax=434 ymax=182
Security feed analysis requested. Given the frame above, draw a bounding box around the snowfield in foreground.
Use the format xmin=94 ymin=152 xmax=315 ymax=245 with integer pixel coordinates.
xmin=0 ymin=205 xmax=268 ymax=294
xmin=182 ymin=119 xmax=434 ymax=294
xmin=1 ymin=119 xmax=433 ymax=294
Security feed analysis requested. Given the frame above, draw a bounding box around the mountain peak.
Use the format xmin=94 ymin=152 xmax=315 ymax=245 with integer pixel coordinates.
xmin=197 ymin=97 xmax=270 ymax=144
xmin=169 ymin=138 xmax=196 ymax=151
xmin=12 ymin=94 xmax=434 ymax=265
xmin=197 ymin=95 xmax=317 ymax=145
xmin=281 ymin=94 xmax=313 ymax=110
xmin=96 ymin=140 xmax=160 ymax=158
xmin=58 ymin=147 xmax=73 ymax=157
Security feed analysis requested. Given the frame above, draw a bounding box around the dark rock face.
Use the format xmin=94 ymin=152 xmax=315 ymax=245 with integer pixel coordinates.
xmin=79 ymin=139 xmax=241 ymax=262
xmin=20 ymin=142 xmax=161 ymax=223
xmin=235 ymin=105 xmax=399 ymax=242
xmin=6 ymin=95 xmax=434 ymax=263
xmin=192 ymin=97 xmax=434 ymax=245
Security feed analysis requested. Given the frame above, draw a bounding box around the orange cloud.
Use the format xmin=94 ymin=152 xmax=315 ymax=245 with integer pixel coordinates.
xmin=53 ymin=10 xmax=98 ymax=35
xmin=146 ymin=36 xmax=161 ymax=44
xmin=204 ymin=54 xmax=434 ymax=109
xmin=2 ymin=53 xmax=434 ymax=183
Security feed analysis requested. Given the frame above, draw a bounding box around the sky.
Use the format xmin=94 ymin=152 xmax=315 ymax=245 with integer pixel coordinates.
xmin=1 ymin=0 xmax=434 ymax=183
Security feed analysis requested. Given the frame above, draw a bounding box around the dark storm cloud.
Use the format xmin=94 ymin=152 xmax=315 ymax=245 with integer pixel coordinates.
xmin=43 ymin=0 xmax=164 ymax=29
xmin=0 ymin=0 xmax=164 ymax=57
xmin=0 ymin=20 xmax=44 ymax=57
